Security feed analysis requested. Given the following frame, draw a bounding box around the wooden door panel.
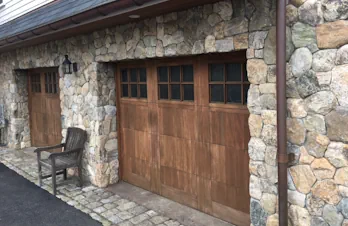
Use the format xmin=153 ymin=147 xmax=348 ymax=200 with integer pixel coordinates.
xmin=118 ymin=54 xmax=250 ymax=226
xmin=29 ymin=69 xmax=62 ymax=150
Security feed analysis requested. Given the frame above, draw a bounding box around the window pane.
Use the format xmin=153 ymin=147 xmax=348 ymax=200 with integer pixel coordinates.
xmin=121 ymin=69 xmax=128 ymax=82
xmin=244 ymin=84 xmax=250 ymax=104
xmin=170 ymin=66 xmax=181 ymax=82
xmin=226 ymin=63 xmax=242 ymax=81
xmin=183 ymin=65 xmax=194 ymax=82
xmin=130 ymin=69 xmax=137 ymax=82
xmin=243 ymin=63 xmax=248 ymax=82
xmin=139 ymin=68 xmax=147 ymax=82
xmin=159 ymin=84 xmax=168 ymax=99
xmin=158 ymin=67 xmax=168 ymax=82
xmin=171 ymin=84 xmax=181 ymax=100
xmin=227 ymin=85 xmax=242 ymax=104
xmin=131 ymin=84 xmax=137 ymax=97
xmin=210 ymin=64 xmax=224 ymax=81
xmin=140 ymin=84 xmax=147 ymax=98
xmin=210 ymin=84 xmax=224 ymax=102
xmin=122 ymin=84 xmax=128 ymax=97
xmin=183 ymin=84 xmax=194 ymax=101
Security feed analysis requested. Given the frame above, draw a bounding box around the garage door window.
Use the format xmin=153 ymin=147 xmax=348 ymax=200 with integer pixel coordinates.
xmin=45 ymin=72 xmax=59 ymax=94
xmin=209 ymin=63 xmax=249 ymax=105
xmin=158 ymin=65 xmax=194 ymax=101
xmin=31 ymin=73 xmax=41 ymax=93
xmin=121 ymin=68 xmax=147 ymax=99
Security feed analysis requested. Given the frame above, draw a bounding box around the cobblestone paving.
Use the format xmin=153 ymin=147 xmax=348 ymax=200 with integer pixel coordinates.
xmin=0 ymin=149 xmax=185 ymax=226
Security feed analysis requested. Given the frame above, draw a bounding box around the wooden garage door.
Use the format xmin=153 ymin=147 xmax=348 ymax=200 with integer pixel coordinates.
xmin=28 ymin=69 xmax=62 ymax=149
xmin=117 ymin=52 xmax=250 ymax=226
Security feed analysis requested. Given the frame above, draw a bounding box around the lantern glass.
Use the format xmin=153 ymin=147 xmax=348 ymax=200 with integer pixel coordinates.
xmin=62 ymin=55 xmax=72 ymax=74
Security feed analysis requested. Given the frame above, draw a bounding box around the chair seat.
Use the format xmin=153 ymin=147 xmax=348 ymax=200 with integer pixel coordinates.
xmin=40 ymin=156 xmax=78 ymax=170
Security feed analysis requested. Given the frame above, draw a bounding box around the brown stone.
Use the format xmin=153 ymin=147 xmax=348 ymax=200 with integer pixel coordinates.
xmin=299 ymin=146 xmax=315 ymax=164
xmin=334 ymin=167 xmax=348 ymax=186
xmin=233 ymin=33 xmax=248 ymax=50
xmin=311 ymin=158 xmax=336 ymax=180
xmin=249 ymin=114 xmax=263 ymax=138
xmin=247 ymin=59 xmax=268 ymax=84
xmin=312 ymin=180 xmax=342 ymax=205
xmin=290 ymin=165 xmax=316 ymax=194
xmin=287 ymin=118 xmax=306 ymax=145
xmin=317 ymin=20 xmax=348 ymax=49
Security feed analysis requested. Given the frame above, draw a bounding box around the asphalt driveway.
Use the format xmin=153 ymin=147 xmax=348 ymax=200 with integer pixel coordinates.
xmin=0 ymin=163 xmax=101 ymax=226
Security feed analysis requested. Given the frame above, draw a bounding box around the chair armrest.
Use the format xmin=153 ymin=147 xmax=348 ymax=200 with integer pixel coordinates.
xmin=48 ymin=148 xmax=82 ymax=159
xmin=34 ymin=143 xmax=65 ymax=153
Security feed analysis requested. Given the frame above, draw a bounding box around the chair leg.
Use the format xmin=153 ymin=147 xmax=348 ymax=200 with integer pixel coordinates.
xmin=78 ymin=166 xmax=83 ymax=187
xmin=51 ymin=167 xmax=57 ymax=196
xmin=36 ymin=153 xmax=42 ymax=187
xmin=63 ymin=169 xmax=67 ymax=180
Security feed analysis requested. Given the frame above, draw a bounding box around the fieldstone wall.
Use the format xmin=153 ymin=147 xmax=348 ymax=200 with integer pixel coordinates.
xmin=283 ymin=1 xmax=348 ymax=226
xmin=1 ymin=0 xmax=347 ymax=225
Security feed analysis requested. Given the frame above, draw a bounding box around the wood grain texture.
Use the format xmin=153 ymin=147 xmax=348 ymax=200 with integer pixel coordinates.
xmin=117 ymin=52 xmax=250 ymax=225
xmin=28 ymin=69 xmax=62 ymax=150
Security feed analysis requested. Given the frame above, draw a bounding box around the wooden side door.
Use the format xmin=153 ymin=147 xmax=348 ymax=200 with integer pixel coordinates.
xmin=28 ymin=69 xmax=62 ymax=150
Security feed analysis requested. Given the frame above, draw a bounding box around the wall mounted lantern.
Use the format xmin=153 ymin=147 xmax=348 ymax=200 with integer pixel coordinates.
xmin=62 ymin=55 xmax=78 ymax=74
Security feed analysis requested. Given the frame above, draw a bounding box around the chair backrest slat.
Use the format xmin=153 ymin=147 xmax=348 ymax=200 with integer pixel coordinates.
xmin=64 ymin=127 xmax=87 ymax=152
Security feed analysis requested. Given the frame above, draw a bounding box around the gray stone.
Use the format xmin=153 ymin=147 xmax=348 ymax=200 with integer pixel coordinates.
xmin=248 ymin=85 xmax=261 ymax=114
xmin=298 ymin=0 xmax=324 ymax=26
xmin=307 ymin=193 xmax=326 ymax=216
xmin=288 ymin=189 xmax=306 ymax=207
xmin=295 ymin=70 xmax=320 ymax=98
xmin=164 ymin=44 xmax=177 ymax=56
xmin=312 ymin=50 xmax=337 ymax=72
xmin=289 ymin=205 xmax=311 ymax=226
xmin=335 ymin=44 xmax=348 ymax=65
xmin=162 ymin=31 xmax=184 ymax=47
xmin=214 ymin=0 xmax=233 ymax=21
xmin=143 ymin=36 xmax=157 ymax=47
xmin=192 ymin=40 xmax=205 ymax=55
xmin=338 ymin=198 xmax=348 ymax=218
xmin=292 ymin=22 xmax=317 ymax=48
xmin=250 ymin=199 xmax=268 ymax=226
xmin=176 ymin=42 xmax=190 ymax=55
xmin=249 ymin=31 xmax=268 ymax=49
xmin=305 ymin=132 xmax=330 ymax=158
xmin=316 ymin=72 xmax=332 ymax=86
xmin=322 ymin=205 xmax=344 ymax=226
xmin=326 ymin=107 xmax=348 ymax=142
xmin=304 ymin=114 xmax=326 ymax=134
xmin=264 ymin=27 xmax=294 ymax=65
xmin=322 ymin=0 xmax=348 ymax=22
xmin=290 ymin=47 xmax=313 ymax=77
xmin=287 ymin=79 xmax=301 ymax=98
xmin=205 ymin=35 xmax=216 ymax=53
xmin=207 ymin=13 xmax=222 ymax=27
xmin=105 ymin=139 xmax=117 ymax=152
xmin=311 ymin=217 xmax=328 ymax=226
xmin=248 ymin=138 xmax=266 ymax=161
xmin=305 ymin=91 xmax=337 ymax=115
xmin=215 ymin=37 xmax=234 ymax=52
xmin=265 ymin=146 xmax=277 ymax=166
xmin=260 ymin=94 xmax=276 ymax=110
xmin=325 ymin=142 xmax=348 ymax=168
xmin=287 ymin=99 xmax=307 ymax=118
xmin=331 ymin=65 xmax=348 ymax=107
xmin=224 ymin=17 xmax=248 ymax=36
xmin=261 ymin=125 xmax=277 ymax=146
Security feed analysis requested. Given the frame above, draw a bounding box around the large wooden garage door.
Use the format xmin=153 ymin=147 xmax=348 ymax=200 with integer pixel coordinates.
xmin=28 ymin=69 xmax=62 ymax=149
xmin=117 ymin=52 xmax=250 ymax=226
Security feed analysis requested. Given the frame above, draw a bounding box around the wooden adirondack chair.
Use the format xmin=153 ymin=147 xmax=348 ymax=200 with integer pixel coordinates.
xmin=34 ymin=127 xmax=87 ymax=195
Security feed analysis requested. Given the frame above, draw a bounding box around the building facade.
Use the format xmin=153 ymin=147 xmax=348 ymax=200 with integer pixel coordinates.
xmin=0 ymin=0 xmax=348 ymax=226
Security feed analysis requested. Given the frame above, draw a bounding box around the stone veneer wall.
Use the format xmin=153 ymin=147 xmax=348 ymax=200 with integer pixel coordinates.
xmin=0 ymin=0 xmax=347 ymax=225
xmin=279 ymin=1 xmax=348 ymax=226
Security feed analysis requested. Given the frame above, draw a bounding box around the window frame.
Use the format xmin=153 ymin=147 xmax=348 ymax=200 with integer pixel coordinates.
xmin=120 ymin=67 xmax=148 ymax=99
xmin=208 ymin=62 xmax=249 ymax=106
xmin=157 ymin=64 xmax=194 ymax=102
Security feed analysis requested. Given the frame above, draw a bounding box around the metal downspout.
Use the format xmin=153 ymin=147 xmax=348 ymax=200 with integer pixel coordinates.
xmin=276 ymin=0 xmax=288 ymax=226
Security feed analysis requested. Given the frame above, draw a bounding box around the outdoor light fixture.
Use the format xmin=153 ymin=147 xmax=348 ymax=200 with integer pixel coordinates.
xmin=62 ymin=55 xmax=78 ymax=74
